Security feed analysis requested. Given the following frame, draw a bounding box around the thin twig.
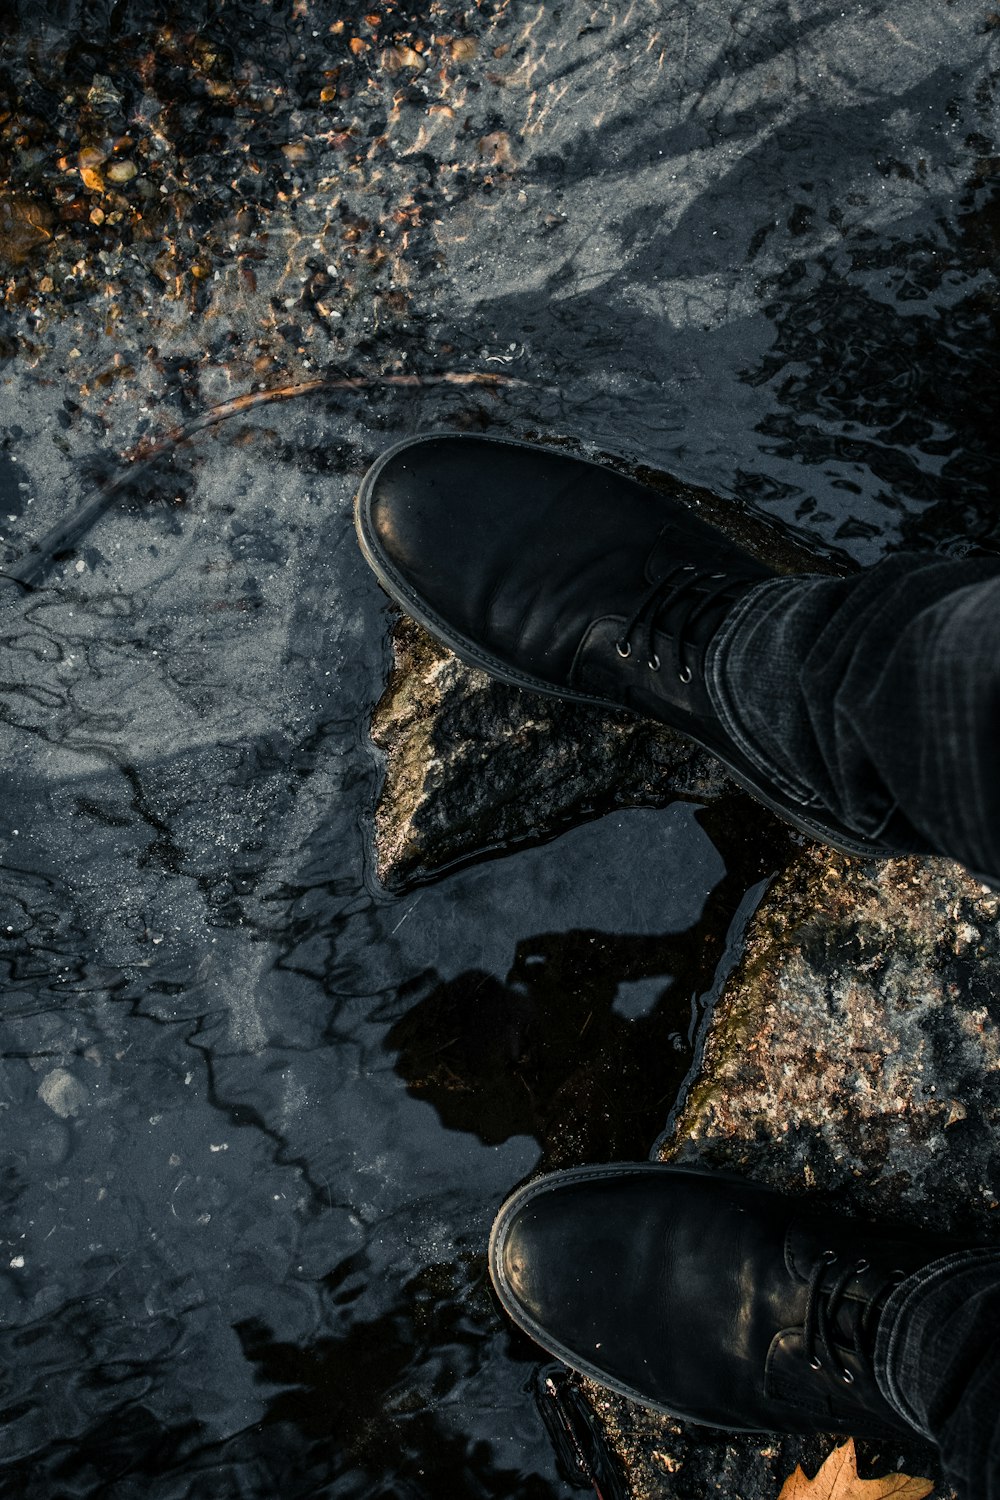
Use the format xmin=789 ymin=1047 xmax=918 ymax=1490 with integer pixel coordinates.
xmin=5 ymin=370 xmax=532 ymax=592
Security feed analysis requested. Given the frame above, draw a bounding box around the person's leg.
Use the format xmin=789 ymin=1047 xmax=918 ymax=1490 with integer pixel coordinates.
xmin=876 ymin=1248 xmax=1000 ymax=1500
xmin=710 ymin=556 xmax=1000 ymax=882
xmin=488 ymin=1165 xmax=1000 ymax=1499
xmin=355 ymin=436 xmax=1000 ymax=882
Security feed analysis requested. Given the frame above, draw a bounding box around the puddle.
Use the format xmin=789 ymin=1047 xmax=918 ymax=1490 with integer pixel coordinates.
xmin=2 ymin=1 xmax=998 ymax=1494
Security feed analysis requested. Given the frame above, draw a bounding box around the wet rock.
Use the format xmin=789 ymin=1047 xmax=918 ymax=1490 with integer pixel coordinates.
xmin=582 ymin=847 xmax=1000 ymax=1499
xmin=663 ymin=847 xmax=1000 ymax=1227
xmin=85 ymin=75 xmax=124 ymax=116
xmin=37 ymin=1067 xmax=89 ymax=1119
xmin=584 ymin=1395 xmax=941 ymax=1500
xmin=371 ymin=615 xmax=731 ymax=888
xmin=105 ymin=160 xmax=138 ymax=185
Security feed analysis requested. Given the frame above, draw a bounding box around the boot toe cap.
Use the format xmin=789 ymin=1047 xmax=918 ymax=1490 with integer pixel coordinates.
xmin=354 ymin=433 xmax=674 ymax=682
xmin=489 ymin=1165 xmax=716 ymax=1412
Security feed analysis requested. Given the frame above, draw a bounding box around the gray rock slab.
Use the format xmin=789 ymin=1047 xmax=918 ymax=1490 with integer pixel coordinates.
xmin=665 ymin=849 xmax=1000 ymax=1228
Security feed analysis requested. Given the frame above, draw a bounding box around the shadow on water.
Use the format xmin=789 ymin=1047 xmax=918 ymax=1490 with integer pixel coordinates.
xmin=386 ymin=797 xmax=792 ymax=1169
xmin=232 ymin=1271 xmax=562 ymax=1500
xmin=0 ymin=1269 xmax=559 ymax=1500
xmin=742 ymin=171 xmax=1000 ymax=554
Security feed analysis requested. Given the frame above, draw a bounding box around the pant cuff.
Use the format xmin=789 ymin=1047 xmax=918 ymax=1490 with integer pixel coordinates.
xmin=873 ymin=1248 xmax=1000 ymax=1440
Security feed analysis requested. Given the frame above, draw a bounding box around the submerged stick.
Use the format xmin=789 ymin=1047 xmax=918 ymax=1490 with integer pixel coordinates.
xmin=4 ymin=371 xmax=531 ymax=592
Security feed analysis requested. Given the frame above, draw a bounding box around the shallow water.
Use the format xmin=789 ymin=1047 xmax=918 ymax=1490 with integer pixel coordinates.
xmin=1 ymin=2 xmax=998 ymax=1496
xmin=0 ymin=392 xmax=777 ymax=1496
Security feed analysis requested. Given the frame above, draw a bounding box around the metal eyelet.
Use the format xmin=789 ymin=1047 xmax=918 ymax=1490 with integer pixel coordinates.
xmin=855 ymin=1258 xmax=870 ymax=1273
xmin=809 ymin=1356 xmax=822 ymax=1371
xmin=822 ymin=1249 xmax=838 ymax=1262
xmin=678 ymin=665 xmax=692 ymax=684
xmin=648 ymin=654 xmax=661 ymax=672
xmin=616 ymin=640 xmax=631 ymax=659
xmin=841 ymin=1369 xmax=855 ymax=1386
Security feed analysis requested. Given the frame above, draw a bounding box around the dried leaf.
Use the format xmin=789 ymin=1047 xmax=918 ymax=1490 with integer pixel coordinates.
xmin=778 ymin=1440 xmax=933 ymax=1500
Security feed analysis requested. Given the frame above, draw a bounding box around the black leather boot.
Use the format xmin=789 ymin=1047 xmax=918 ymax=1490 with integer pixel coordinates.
xmin=355 ymin=433 xmax=902 ymax=858
xmin=488 ymin=1163 xmax=984 ymax=1439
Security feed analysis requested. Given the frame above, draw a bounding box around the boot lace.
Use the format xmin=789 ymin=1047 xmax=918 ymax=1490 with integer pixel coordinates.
xmin=803 ymin=1249 xmax=905 ymax=1386
xmin=614 ymin=562 xmax=750 ymax=684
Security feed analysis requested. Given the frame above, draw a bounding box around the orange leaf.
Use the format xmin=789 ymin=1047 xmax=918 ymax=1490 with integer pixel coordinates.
xmin=777 ymin=1440 xmax=933 ymax=1500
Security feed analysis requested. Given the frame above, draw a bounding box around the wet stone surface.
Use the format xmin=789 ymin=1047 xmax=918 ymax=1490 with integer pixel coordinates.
xmin=1 ymin=1 xmax=999 ymax=1497
xmin=666 ymin=849 xmax=1000 ymax=1230
xmin=371 ymin=614 xmax=732 ymax=888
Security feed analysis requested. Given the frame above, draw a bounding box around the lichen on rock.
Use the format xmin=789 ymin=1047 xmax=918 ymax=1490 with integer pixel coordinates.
xmin=663 ymin=846 xmax=1000 ymax=1230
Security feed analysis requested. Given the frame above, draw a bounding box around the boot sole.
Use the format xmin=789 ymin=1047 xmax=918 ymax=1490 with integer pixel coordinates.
xmin=355 ymin=434 xmax=900 ymax=864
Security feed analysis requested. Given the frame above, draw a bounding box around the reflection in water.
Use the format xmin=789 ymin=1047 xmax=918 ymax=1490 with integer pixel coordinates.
xmin=234 ymin=1262 xmax=564 ymax=1500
